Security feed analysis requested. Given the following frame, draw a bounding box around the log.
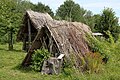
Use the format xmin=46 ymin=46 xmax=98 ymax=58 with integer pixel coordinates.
xmin=28 ymin=19 xmax=31 ymax=48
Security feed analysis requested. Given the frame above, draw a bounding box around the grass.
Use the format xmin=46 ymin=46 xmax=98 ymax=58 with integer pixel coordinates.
xmin=0 ymin=42 xmax=120 ymax=80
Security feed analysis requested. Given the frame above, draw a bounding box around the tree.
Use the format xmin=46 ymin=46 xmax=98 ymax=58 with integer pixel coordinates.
xmin=92 ymin=14 xmax=101 ymax=32
xmin=34 ymin=2 xmax=54 ymax=17
xmin=55 ymin=0 xmax=95 ymax=31
xmin=56 ymin=0 xmax=86 ymax=22
xmin=0 ymin=0 xmax=35 ymax=50
xmin=19 ymin=0 xmax=35 ymax=12
xmin=95 ymin=8 xmax=120 ymax=39
xmin=0 ymin=0 xmax=21 ymax=50
xmin=0 ymin=0 xmax=53 ymax=50
xmin=84 ymin=10 xmax=95 ymax=31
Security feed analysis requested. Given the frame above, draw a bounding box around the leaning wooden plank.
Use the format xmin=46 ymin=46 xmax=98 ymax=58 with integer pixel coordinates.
xmin=57 ymin=54 xmax=65 ymax=60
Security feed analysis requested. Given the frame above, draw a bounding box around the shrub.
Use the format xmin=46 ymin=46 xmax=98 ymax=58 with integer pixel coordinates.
xmin=87 ymin=35 xmax=105 ymax=55
xmin=85 ymin=52 xmax=103 ymax=73
xmin=105 ymin=31 xmax=114 ymax=44
xmin=63 ymin=52 xmax=103 ymax=74
xmin=31 ymin=48 xmax=50 ymax=71
xmin=87 ymin=34 xmax=112 ymax=57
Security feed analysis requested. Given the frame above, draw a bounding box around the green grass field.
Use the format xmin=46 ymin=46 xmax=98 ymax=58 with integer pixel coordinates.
xmin=0 ymin=42 xmax=120 ymax=80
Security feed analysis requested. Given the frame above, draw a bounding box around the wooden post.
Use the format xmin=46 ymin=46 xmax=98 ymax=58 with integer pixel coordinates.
xmin=57 ymin=54 xmax=65 ymax=73
xmin=49 ymin=36 xmax=53 ymax=54
xmin=28 ymin=19 xmax=31 ymax=48
xmin=22 ymin=34 xmax=27 ymax=51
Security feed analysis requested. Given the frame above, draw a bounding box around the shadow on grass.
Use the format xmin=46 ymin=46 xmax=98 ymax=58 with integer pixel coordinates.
xmin=10 ymin=49 xmax=25 ymax=53
xmin=12 ymin=64 xmax=33 ymax=73
xmin=0 ymin=47 xmax=7 ymax=51
xmin=0 ymin=48 xmax=25 ymax=53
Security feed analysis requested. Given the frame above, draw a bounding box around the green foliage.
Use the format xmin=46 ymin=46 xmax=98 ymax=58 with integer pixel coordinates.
xmin=87 ymin=35 xmax=105 ymax=55
xmin=0 ymin=0 xmax=54 ymax=45
xmin=92 ymin=14 xmax=101 ymax=32
xmin=94 ymin=8 xmax=120 ymax=39
xmin=85 ymin=52 xmax=103 ymax=73
xmin=0 ymin=0 xmax=120 ymax=79
xmin=84 ymin=11 xmax=95 ymax=31
xmin=87 ymin=31 xmax=118 ymax=56
xmin=34 ymin=2 xmax=54 ymax=17
xmin=86 ymin=33 xmax=120 ymax=75
xmin=63 ymin=51 xmax=103 ymax=74
xmin=56 ymin=0 xmax=86 ymax=22
xmin=0 ymin=0 xmax=23 ymax=44
xmin=0 ymin=33 xmax=8 ymax=44
xmin=0 ymin=0 xmax=36 ymax=49
xmin=105 ymin=31 xmax=115 ymax=44
xmin=62 ymin=68 xmax=83 ymax=80
xmin=18 ymin=0 xmax=35 ymax=12
xmin=55 ymin=0 xmax=95 ymax=31
xmin=0 ymin=43 xmax=120 ymax=80
xmin=31 ymin=48 xmax=50 ymax=71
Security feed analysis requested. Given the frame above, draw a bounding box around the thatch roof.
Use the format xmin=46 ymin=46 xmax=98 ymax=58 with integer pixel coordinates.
xmin=17 ymin=10 xmax=92 ymax=69
xmin=17 ymin=10 xmax=53 ymax=41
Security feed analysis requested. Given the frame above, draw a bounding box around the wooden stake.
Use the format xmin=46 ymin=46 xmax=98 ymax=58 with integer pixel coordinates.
xmin=28 ymin=19 xmax=31 ymax=48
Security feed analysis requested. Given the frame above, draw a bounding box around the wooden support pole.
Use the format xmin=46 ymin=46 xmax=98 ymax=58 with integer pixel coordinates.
xmin=28 ymin=19 xmax=31 ymax=48
xmin=22 ymin=37 xmax=26 ymax=50
xmin=49 ymin=36 xmax=53 ymax=54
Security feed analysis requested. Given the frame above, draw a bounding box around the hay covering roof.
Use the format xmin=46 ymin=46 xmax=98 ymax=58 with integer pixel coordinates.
xmin=17 ymin=10 xmax=92 ymax=67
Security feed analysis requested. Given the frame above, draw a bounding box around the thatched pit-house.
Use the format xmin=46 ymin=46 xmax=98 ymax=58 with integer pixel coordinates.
xmin=17 ymin=10 xmax=92 ymax=74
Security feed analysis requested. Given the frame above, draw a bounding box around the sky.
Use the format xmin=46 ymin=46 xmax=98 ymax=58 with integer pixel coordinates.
xmin=30 ymin=0 xmax=120 ymax=22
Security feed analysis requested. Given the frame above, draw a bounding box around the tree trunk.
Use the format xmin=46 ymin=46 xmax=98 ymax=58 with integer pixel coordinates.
xmin=8 ymin=28 xmax=13 ymax=50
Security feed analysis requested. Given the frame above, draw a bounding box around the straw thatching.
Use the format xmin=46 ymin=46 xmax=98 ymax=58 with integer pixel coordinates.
xmin=17 ymin=10 xmax=92 ymax=71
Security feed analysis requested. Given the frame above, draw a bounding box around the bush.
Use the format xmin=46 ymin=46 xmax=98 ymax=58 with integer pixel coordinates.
xmin=87 ymin=34 xmax=106 ymax=55
xmin=31 ymin=48 xmax=50 ymax=71
xmin=105 ymin=31 xmax=114 ymax=44
xmin=85 ymin=52 xmax=103 ymax=73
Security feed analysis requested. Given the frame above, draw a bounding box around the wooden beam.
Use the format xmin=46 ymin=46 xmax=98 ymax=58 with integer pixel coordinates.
xmin=28 ymin=19 xmax=31 ymax=48
xmin=22 ymin=36 xmax=26 ymax=50
xmin=49 ymin=36 xmax=53 ymax=54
